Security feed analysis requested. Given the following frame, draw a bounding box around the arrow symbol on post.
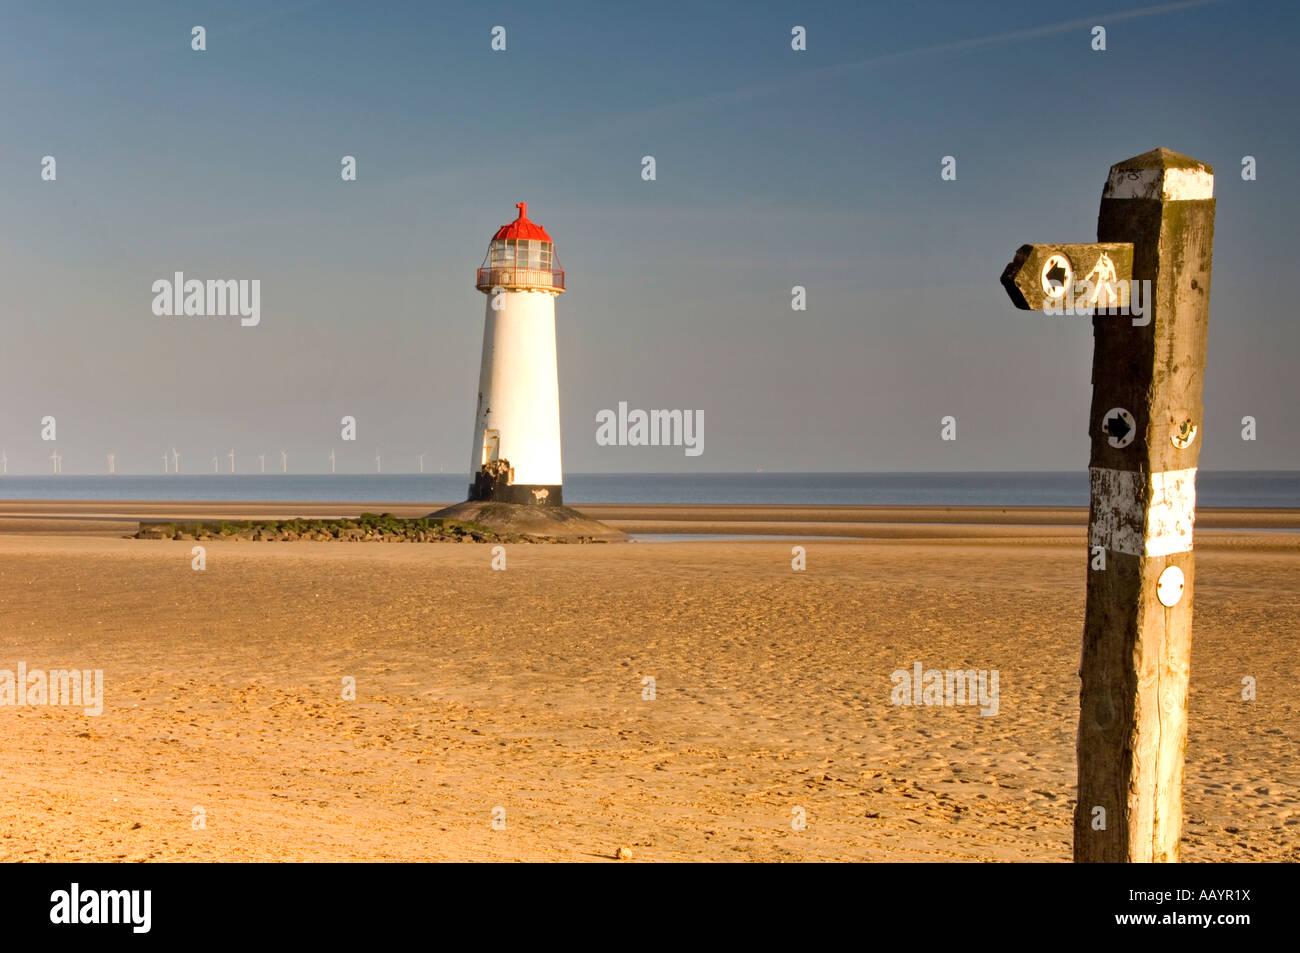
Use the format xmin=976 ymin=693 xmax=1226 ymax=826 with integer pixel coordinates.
xmin=1043 ymin=260 xmax=1070 ymax=292
xmin=1101 ymin=407 xmax=1137 ymax=448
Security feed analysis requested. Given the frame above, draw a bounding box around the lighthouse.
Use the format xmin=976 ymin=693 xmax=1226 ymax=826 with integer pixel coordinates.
xmin=467 ymin=202 xmax=566 ymax=505
xmin=431 ymin=203 xmax=619 ymax=539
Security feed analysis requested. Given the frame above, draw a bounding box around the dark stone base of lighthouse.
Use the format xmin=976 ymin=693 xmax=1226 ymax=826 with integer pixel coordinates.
xmin=465 ymin=458 xmax=562 ymax=506
xmin=427 ymin=500 xmax=625 ymax=541
xmin=468 ymin=476 xmax=564 ymax=506
xmin=430 ymin=463 xmax=623 ymax=540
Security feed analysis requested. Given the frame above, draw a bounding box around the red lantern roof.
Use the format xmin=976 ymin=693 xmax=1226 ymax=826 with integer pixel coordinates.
xmin=492 ymin=202 xmax=553 ymax=242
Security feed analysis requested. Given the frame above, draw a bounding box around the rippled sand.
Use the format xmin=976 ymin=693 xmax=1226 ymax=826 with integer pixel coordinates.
xmin=0 ymin=507 xmax=1296 ymax=861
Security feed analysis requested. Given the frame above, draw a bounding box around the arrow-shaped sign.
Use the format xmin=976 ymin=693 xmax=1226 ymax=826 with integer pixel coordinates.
xmin=1106 ymin=411 xmax=1131 ymax=441
xmin=1001 ymin=242 xmax=1135 ymax=312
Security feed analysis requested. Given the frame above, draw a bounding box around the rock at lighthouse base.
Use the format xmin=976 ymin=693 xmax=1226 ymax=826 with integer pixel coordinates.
xmin=426 ymin=501 xmax=626 ymax=541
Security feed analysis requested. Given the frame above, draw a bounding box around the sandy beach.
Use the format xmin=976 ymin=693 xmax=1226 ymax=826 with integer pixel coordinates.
xmin=1 ymin=502 xmax=1296 ymax=861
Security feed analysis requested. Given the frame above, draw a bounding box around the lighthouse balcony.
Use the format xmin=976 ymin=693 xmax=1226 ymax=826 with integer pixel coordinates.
xmin=476 ymin=266 xmax=566 ymax=293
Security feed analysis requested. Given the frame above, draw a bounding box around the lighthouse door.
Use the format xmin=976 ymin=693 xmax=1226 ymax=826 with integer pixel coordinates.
xmin=481 ymin=429 xmax=501 ymax=466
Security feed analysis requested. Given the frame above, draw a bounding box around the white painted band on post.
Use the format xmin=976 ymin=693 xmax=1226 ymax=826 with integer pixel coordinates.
xmin=1104 ymin=167 xmax=1214 ymax=201
xmin=1089 ymin=466 xmax=1197 ymax=557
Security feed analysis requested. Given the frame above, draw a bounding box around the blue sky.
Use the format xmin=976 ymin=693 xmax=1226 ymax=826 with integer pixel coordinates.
xmin=0 ymin=0 xmax=1296 ymax=473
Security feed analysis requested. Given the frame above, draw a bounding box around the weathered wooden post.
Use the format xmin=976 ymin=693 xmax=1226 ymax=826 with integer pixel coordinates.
xmin=1001 ymin=148 xmax=1216 ymax=862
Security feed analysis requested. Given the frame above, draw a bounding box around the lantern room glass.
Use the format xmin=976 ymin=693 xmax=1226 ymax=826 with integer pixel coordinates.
xmin=479 ymin=238 xmax=565 ymax=292
xmin=489 ymin=239 xmax=553 ymax=267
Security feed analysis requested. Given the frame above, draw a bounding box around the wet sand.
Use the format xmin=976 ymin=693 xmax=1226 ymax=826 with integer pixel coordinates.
xmin=0 ymin=502 xmax=1296 ymax=861
xmin=1 ymin=499 xmax=1297 ymax=538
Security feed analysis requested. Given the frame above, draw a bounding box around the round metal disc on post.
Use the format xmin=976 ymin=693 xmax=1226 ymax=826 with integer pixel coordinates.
xmin=1157 ymin=566 xmax=1186 ymax=607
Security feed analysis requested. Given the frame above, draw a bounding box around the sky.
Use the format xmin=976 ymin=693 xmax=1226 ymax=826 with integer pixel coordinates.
xmin=0 ymin=0 xmax=1296 ymax=474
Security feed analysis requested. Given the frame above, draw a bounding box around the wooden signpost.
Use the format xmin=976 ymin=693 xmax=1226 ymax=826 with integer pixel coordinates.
xmin=1002 ymin=148 xmax=1216 ymax=862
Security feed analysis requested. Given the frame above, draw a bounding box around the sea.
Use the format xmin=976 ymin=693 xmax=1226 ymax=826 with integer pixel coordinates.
xmin=0 ymin=471 xmax=1296 ymax=508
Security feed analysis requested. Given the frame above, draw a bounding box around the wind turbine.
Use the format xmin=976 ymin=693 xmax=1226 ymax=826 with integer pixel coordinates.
xmin=162 ymin=451 xmax=170 ymax=474
xmin=107 ymin=452 xmax=115 ymax=474
xmin=375 ymin=452 xmax=381 ymax=474
xmin=258 ymin=453 xmax=266 ymax=474
xmin=1 ymin=451 xmax=7 ymax=475
xmin=227 ymin=449 xmax=235 ymax=473
xmin=211 ymin=456 xmax=218 ymax=473
xmin=51 ymin=450 xmax=62 ymax=474
xmin=280 ymin=450 xmax=287 ymax=473
xmin=418 ymin=453 xmax=425 ymax=474
xmin=171 ymin=448 xmax=180 ymax=473
xmin=329 ymin=449 xmax=336 ymax=474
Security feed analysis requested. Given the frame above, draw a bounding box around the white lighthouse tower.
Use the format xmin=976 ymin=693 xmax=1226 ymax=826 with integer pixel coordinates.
xmin=467 ymin=202 xmax=566 ymax=505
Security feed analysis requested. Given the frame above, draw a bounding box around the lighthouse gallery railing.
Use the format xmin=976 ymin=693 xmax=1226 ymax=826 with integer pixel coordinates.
xmin=476 ymin=267 xmax=566 ymax=291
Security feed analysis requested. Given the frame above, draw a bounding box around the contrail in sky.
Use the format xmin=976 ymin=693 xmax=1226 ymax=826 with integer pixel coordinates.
xmin=399 ymin=0 xmax=1227 ymax=191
